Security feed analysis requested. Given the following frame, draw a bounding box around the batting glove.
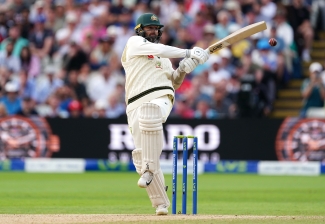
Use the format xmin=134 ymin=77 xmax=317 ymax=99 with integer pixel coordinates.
xmin=179 ymin=57 xmax=199 ymax=74
xmin=186 ymin=47 xmax=209 ymax=64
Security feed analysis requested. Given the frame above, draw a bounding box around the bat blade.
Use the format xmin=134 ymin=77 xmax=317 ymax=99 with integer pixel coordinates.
xmin=206 ymin=21 xmax=267 ymax=54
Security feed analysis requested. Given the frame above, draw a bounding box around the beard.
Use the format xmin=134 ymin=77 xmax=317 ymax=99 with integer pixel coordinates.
xmin=145 ymin=34 xmax=159 ymax=43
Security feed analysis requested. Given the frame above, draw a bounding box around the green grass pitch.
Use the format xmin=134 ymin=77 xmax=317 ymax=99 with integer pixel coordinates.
xmin=0 ymin=172 xmax=324 ymax=223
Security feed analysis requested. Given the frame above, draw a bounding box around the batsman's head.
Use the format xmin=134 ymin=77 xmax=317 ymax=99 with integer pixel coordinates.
xmin=135 ymin=13 xmax=164 ymax=43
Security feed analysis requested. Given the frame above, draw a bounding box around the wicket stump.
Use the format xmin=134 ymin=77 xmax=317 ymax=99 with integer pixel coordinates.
xmin=172 ymin=135 xmax=198 ymax=215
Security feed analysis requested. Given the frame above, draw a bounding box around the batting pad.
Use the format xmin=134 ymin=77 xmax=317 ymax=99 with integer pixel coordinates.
xmin=132 ymin=148 xmax=142 ymax=175
xmin=146 ymin=169 xmax=170 ymax=208
xmin=138 ymin=102 xmax=163 ymax=174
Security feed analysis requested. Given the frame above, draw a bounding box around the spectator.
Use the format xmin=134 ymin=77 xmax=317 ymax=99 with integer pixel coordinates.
xmin=17 ymin=8 xmax=33 ymax=40
xmin=194 ymin=98 xmax=218 ymax=119
xmin=207 ymin=54 xmax=231 ymax=85
xmin=61 ymin=42 xmax=88 ymax=73
xmin=0 ymin=40 xmax=21 ymax=73
xmin=0 ymin=67 xmax=13 ymax=97
xmin=219 ymin=48 xmax=236 ymax=76
xmin=66 ymin=70 xmax=89 ymax=106
xmin=228 ymin=23 xmax=252 ymax=61
xmin=33 ymin=66 xmax=63 ymax=104
xmin=29 ymin=15 xmax=54 ymax=59
xmin=187 ymin=11 xmax=208 ymax=43
xmin=311 ymin=0 xmax=325 ymax=31
xmin=112 ymin=22 xmax=135 ymax=60
xmin=195 ymin=23 xmax=218 ymax=50
xmin=68 ymin=99 xmax=83 ymax=118
xmin=46 ymin=2 xmax=66 ymax=32
xmin=19 ymin=46 xmax=41 ymax=79
xmin=89 ymin=35 xmax=118 ymax=70
xmin=269 ymin=7 xmax=295 ymax=74
xmin=211 ymin=82 xmax=237 ymax=119
xmin=86 ymin=65 xmax=124 ymax=102
xmin=106 ymin=92 xmax=125 ymax=118
xmin=224 ymin=0 xmax=243 ymax=25
xmin=264 ymin=25 xmax=286 ymax=85
xmin=171 ymin=27 xmax=194 ymax=49
xmin=29 ymin=0 xmax=47 ymax=24
xmin=16 ymin=96 xmax=38 ymax=117
xmin=81 ymin=15 xmax=107 ymax=49
xmin=0 ymin=24 xmax=29 ymax=57
xmin=18 ymin=70 xmax=36 ymax=100
xmin=0 ymin=12 xmax=7 ymax=41
xmin=92 ymin=99 xmax=108 ymax=118
xmin=286 ymin=0 xmax=314 ymax=62
xmin=251 ymin=38 xmax=277 ymax=103
xmin=252 ymin=1 xmax=272 ymax=23
xmin=159 ymin=0 xmax=179 ymax=25
xmin=76 ymin=1 xmax=93 ymax=30
xmin=10 ymin=0 xmax=29 ymax=14
xmin=80 ymin=30 xmax=94 ymax=55
xmin=184 ymin=76 xmax=212 ymax=110
xmin=0 ymin=82 xmax=22 ymax=115
xmin=56 ymin=85 xmax=76 ymax=113
xmin=198 ymin=70 xmax=215 ymax=97
xmin=226 ymin=63 xmax=244 ymax=103
xmin=0 ymin=102 xmax=8 ymax=118
xmin=36 ymin=93 xmax=68 ymax=118
xmin=251 ymin=69 xmax=272 ymax=117
xmin=170 ymin=96 xmax=194 ymax=119
xmin=260 ymin=0 xmax=277 ymax=22
xmin=300 ymin=62 xmax=325 ymax=117
xmin=214 ymin=10 xmax=234 ymax=39
xmin=242 ymin=8 xmax=259 ymax=26
xmin=89 ymin=0 xmax=108 ymax=17
xmin=55 ymin=12 xmax=82 ymax=56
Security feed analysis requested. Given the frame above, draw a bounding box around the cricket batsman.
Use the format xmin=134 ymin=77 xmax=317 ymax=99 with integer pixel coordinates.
xmin=121 ymin=13 xmax=209 ymax=215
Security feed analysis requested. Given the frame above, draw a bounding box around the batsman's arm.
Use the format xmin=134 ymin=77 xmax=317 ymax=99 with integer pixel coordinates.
xmin=126 ymin=36 xmax=207 ymax=64
xmin=127 ymin=36 xmax=188 ymax=59
xmin=171 ymin=68 xmax=186 ymax=90
xmin=172 ymin=58 xmax=199 ymax=89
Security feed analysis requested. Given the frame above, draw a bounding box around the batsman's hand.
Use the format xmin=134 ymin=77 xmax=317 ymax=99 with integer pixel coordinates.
xmin=186 ymin=47 xmax=209 ymax=64
xmin=179 ymin=58 xmax=199 ymax=74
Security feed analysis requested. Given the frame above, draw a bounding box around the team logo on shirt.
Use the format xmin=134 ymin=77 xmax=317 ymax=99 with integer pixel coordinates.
xmin=155 ymin=61 xmax=162 ymax=69
xmin=151 ymin=15 xmax=158 ymax=21
xmin=147 ymin=55 xmax=154 ymax=60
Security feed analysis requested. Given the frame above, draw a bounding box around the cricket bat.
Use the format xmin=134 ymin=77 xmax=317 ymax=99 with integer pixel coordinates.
xmin=184 ymin=21 xmax=267 ymax=73
xmin=185 ymin=21 xmax=267 ymax=73
xmin=206 ymin=21 xmax=267 ymax=54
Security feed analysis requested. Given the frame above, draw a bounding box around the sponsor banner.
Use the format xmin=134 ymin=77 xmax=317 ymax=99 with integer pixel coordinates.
xmin=0 ymin=116 xmax=60 ymax=160
xmin=205 ymin=161 xmax=258 ymax=173
xmin=276 ymin=118 xmax=325 ymax=161
xmin=258 ymin=161 xmax=321 ymax=176
xmin=160 ymin=160 xmax=204 ymax=175
xmin=85 ymin=159 xmax=134 ymax=171
xmin=84 ymin=159 xmax=205 ymax=174
xmin=321 ymin=164 xmax=325 ymax=174
xmin=25 ymin=158 xmax=85 ymax=173
xmin=47 ymin=118 xmax=282 ymax=161
xmin=0 ymin=159 xmax=24 ymax=171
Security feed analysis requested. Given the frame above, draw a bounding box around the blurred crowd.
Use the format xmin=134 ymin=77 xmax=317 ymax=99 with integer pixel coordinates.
xmin=0 ymin=0 xmax=322 ymax=119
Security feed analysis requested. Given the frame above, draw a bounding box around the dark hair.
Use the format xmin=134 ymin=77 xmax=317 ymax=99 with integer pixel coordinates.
xmin=20 ymin=46 xmax=31 ymax=63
